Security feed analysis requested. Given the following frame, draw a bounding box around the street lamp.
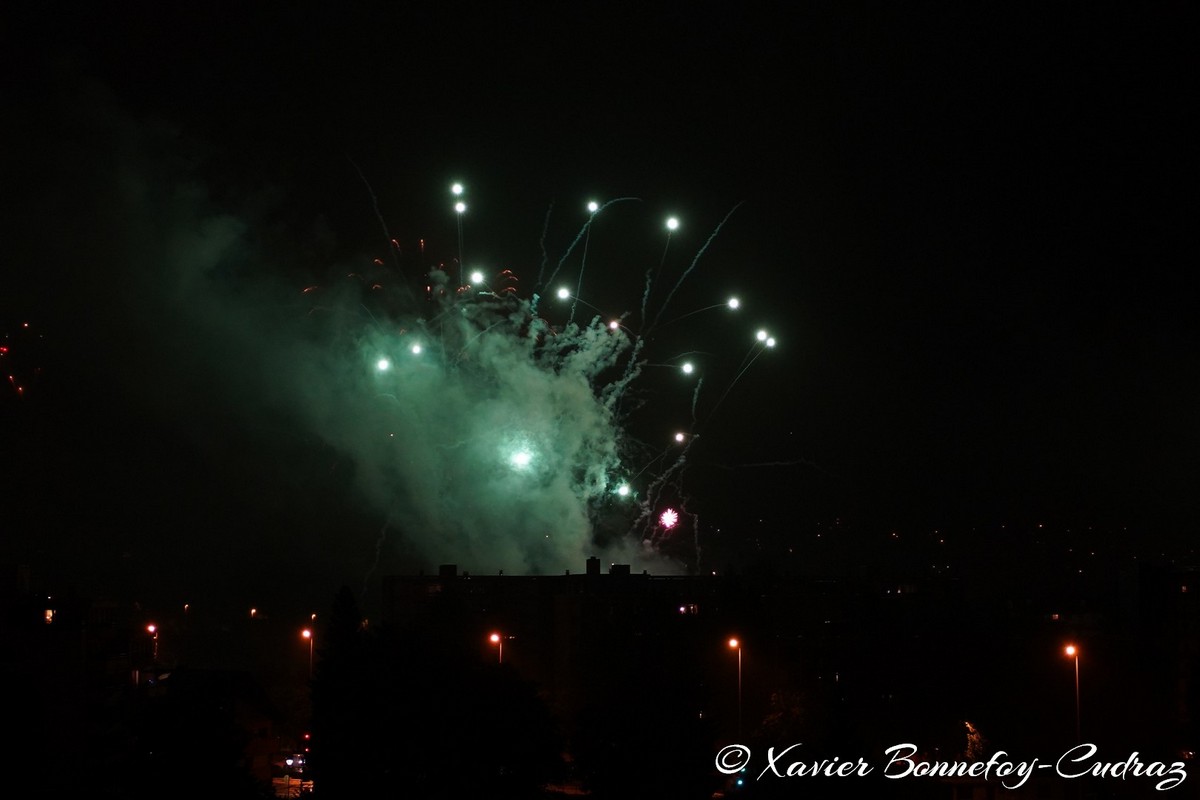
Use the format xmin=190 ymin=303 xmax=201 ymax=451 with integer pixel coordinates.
xmin=1065 ymin=644 xmax=1080 ymax=741
xmin=302 ymin=629 xmax=314 ymax=678
xmin=146 ymin=624 xmax=158 ymax=662
xmin=728 ymin=637 xmax=742 ymax=738
xmin=489 ymin=632 xmax=504 ymax=664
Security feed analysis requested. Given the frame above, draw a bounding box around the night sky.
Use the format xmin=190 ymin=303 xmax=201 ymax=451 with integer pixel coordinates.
xmin=2 ymin=3 xmax=1196 ymax=613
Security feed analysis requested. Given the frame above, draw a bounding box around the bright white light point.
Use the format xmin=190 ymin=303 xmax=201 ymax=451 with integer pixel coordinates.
xmin=617 ymin=484 xmax=631 ymax=497
xmin=660 ymin=508 xmax=679 ymax=528
xmin=376 ymin=358 xmax=391 ymax=371
xmin=557 ymin=287 xmax=570 ymax=300
xmin=470 ymin=271 xmax=484 ymax=284
xmin=587 ymin=201 xmax=599 ymax=213
xmin=455 ymin=201 xmax=467 ymax=214
xmin=681 ymin=362 xmax=694 ymax=374
xmin=666 ymin=217 xmax=679 ymax=231
xmin=609 ymin=320 xmax=619 ymax=330
xmin=451 ymin=183 xmax=464 ymax=195
xmin=766 ymin=337 xmax=776 ymax=348
xmin=511 ymin=451 xmax=532 ymax=468
xmin=675 ymin=432 xmax=686 ymax=443
xmin=728 ymin=298 xmax=740 ymax=309
xmin=756 ymin=329 xmax=768 ymax=341
xmin=411 ymin=344 xmax=422 ymax=355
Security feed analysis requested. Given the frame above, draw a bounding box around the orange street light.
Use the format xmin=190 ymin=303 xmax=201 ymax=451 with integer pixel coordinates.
xmin=728 ymin=637 xmax=742 ymax=738
xmin=489 ymin=632 xmax=505 ymax=663
xmin=302 ymin=628 xmax=314 ymax=678
xmin=146 ymin=624 xmax=159 ymax=662
xmin=1064 ymin=644 xmax=1080 ymax=741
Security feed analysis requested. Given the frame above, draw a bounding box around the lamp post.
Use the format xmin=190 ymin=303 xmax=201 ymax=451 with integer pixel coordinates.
xmin=302 ymin=629 xmax=314 ymax=678
xmin=489 ymin=632 xmax=504 ymax=664
xmin=1065 ymin=644 xmax=1080 ymax=741
xmin=728 ymin=638 xmax=742 ymax=738
xmin=146 ymin=624 xmax=158 ymax=663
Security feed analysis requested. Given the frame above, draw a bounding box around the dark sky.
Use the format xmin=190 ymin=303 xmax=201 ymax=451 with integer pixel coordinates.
xmin=2 ymin=3 xmax=1197 ymax=611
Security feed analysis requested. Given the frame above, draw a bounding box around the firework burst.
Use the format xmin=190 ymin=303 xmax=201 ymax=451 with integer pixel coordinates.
xmin=301 ymin=184 xmax=777 ymax=578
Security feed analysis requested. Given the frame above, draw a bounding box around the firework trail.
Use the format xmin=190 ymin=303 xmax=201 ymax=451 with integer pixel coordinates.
xmin=362 ymin=507 xmax=395 ymax=598
xmin=537 ymin=197 xmax=641 ymax=294
xmin=639 ymin=217 xmax=675 ymax=329
xmin=568 ymin=205 xmax=596 ymax=326
xmin=703 ymin=332 xmax=775 ymax=427
xmin=629 ymin=434 xmax=694 ymax=544
xmin=346 ymin=155 xmax=415 ymax=305
xmin=648 ymin=202 xmax=744 ymax=333
xmin=534 ymin=201 xmax=555 ymax=315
